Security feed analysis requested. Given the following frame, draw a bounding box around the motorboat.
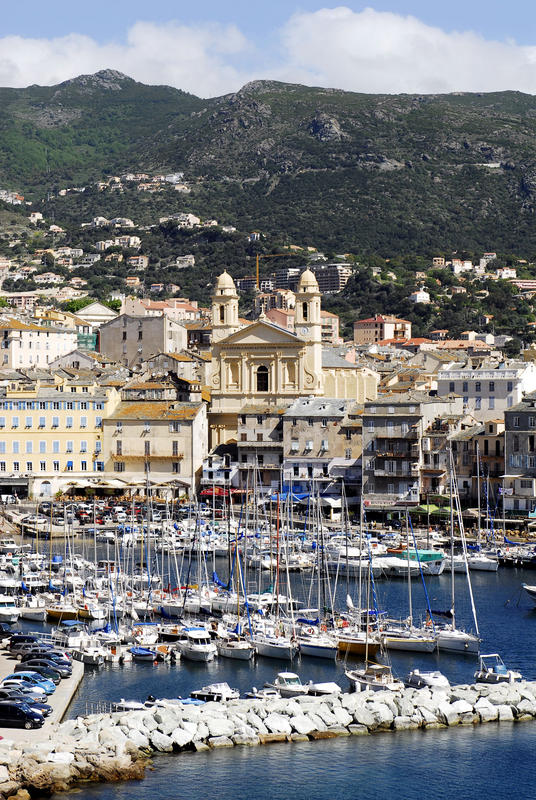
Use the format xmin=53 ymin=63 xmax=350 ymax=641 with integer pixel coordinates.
xmin=190 ymin=682 xmax=240 ymax=702
xmin=474 ymin=653 xmax=522 ymax=684
xmin=404 ymin=668 xmax=450 ymax=690
xmin=0 ymin=595 xmax=20 ymax=624
xmin=345 ymin=663 xmax=404 ymax=693
xmin=245 ymin=687 xmax=281 ymax=700
xmin=522 ymin=583 xmax=536 ymax=605
xmin=306 ymin=680 xmax=342 ymax=696
xmin=177 ymin=628 xmax=217 ymax=662
xmin=129 ymin=646 xmax=158 ymax=662
xmin=19 ymin=596 xmax=47 ymax=622
xmin=216 ymin=638 xmax=255 ymax=660
xmin=264 ymin=672 xmax=309 ymax=698
xmin=467 ymin=554 xmax=498 ymax=572
xmin=72 ymin=647 xmax=106 ymax=667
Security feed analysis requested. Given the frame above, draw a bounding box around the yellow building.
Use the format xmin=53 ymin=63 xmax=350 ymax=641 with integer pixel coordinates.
xmin=0 ymin=375 xmax=120 ymax=499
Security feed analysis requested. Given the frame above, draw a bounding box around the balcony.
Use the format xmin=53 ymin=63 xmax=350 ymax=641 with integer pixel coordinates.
xmin=373 ymin=467 xmax=417 ymax=477
xmin=112 ymin=452 xmax=184 ymax=461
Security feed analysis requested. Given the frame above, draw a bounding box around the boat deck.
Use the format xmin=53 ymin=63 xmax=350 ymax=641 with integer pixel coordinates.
xmin=0 ymin=648 xmax=84 ymax=743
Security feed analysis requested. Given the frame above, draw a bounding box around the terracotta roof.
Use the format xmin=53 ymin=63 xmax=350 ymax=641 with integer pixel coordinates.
xmin=108 ymin=401 xmax=202 ymax=421
xmin=354 ymin=315 xmax=411 ymax=325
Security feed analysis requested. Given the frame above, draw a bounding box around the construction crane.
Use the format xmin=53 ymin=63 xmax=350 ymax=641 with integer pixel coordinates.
xmin=255 ymin=252 xmax=294 ymax=290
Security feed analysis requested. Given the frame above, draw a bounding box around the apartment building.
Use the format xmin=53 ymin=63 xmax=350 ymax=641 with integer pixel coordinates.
xmin=451 ymin=419 xmax=504 ymax=503
xmin=309 ymin=263 xmax=353 ymax=293
xmin=102 ymin=399 xmax=207 ymax=496
xmin=99 ymin=314 xmax=187 ymax=368
xmin=237 ymin=405 xmax=286 ymax=492
xmin=353 ymin=315 xmax=412 ymax=345
xmin=437 ymin=361 xmax=536 ymax=420
xmin=0 ymin=319 xmax=77 ymax=369
xmin=362 ymin=392 xmax=463 ymax=510
xmin=503 ymin=393 xmax=536 ymax=515
xmin=0 ymin=377 xmax=120 ymax=499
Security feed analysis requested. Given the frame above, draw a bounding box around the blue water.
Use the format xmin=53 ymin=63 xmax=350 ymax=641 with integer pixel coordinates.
xmin=30 ymin=555 xmax=536 ymax=800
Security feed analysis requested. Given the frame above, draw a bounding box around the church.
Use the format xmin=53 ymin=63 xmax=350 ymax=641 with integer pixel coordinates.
xmin=209 ymin=269 xmax=378 ymax=445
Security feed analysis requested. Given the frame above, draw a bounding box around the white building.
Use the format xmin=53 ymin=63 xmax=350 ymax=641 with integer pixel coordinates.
xmin=410 ymin=288 xmax=431 ymax=304
xmin=0 ymin=318 xmax=77 ymax=368
xmin=437 ymin=362 xmax=536 ymax=420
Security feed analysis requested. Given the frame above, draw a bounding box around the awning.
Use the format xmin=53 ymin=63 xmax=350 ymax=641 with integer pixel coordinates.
xmin=318 ymin=496 xmax=342 ymax=508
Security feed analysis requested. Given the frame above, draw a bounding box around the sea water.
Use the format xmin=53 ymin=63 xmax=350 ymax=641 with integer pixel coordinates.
xmin=33 ymin=551 xmax=536 ymax=800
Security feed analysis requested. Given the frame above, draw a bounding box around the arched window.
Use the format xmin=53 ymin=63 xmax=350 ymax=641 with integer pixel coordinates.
xmin=256 ymin=365 xmax=269 ymax=392
xmin=302 ymin=302 xmax=308 ymax=321
xmin=219 ymin=305 xmax=225 ymax=323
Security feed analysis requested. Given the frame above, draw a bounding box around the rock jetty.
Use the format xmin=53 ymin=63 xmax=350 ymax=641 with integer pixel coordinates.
xmin=1 ymin=680 xmax=536 ymax=795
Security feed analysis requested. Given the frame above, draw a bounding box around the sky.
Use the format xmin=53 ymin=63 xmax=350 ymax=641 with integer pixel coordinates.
xmin=1 ymin=1 xmax=536 ymax=97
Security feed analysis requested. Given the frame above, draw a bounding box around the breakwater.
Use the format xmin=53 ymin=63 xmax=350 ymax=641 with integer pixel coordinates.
xmin=1 ymin=680 xmax=536 ymax=796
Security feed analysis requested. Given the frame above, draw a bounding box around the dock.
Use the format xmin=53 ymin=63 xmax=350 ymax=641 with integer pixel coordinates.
xmin=0 ymin=648 xmax=84 ymax=743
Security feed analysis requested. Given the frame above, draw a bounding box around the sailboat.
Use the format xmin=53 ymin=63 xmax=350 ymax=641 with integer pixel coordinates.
xmin=216 ymin=527 xmax=255 ymax=661
xmin=345 ymin=533 xmax=403 ymax=692
xmin=435 ymin=449 xmax=480 ymax=654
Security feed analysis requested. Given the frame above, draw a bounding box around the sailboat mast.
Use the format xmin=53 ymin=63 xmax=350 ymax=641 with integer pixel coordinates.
xmin=449 ymin=446 xmax=456 ymax=630
xmin=406 ymin=511 xmax=412 ymax=626
xmin=476 ymin=442 xmax=481 ymax=547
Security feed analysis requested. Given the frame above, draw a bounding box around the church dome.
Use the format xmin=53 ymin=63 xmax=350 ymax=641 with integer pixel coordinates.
xmin=215 ymin=270 xmax=237 ymax=291
xmin=297 ymin=268 xmax=319 ymax=292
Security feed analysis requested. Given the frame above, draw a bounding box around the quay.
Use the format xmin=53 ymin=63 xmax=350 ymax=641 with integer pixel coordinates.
xmin=0 ymin=648 xmax=84 ymax=743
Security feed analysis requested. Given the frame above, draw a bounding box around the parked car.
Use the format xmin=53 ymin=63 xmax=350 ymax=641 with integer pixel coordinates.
xmin=0 ymin=680 xmax=48 ymax=702
xmin=2 ymin=672 xmax=55 ymax=695
xmin=21 ymin=515 xmax=48 ymax=526
xmin=0 ymin=689 xmax=52 ymax=716
xmin=0 ymin=701 xmax=45 ymax=729
xmin=10 ymin=641 xmax=52 ymax=659
xmin=14 ymin=663 xmax=61 ymax=684
xmin=23 ymin=658 xmax=70 ymax=678
xmin=21 ymin=651 xmax=72 ymax=670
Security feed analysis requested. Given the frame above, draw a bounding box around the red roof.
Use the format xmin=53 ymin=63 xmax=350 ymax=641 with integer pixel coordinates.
xmin=355 ymin=314 xmax=411 ymax=325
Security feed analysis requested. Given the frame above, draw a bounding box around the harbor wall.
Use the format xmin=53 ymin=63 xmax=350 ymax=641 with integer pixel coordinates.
xmin=1 ymin=680 xmax=536 ymax=795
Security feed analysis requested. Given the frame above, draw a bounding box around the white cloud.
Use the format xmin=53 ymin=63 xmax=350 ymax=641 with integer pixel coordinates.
xmin=0 ymin=21 xmax=251 ymax=97
xmin=0 ymin=9 xmax=536 ymax=97
xmin=276 ymin=7 xmax=536 ymax=94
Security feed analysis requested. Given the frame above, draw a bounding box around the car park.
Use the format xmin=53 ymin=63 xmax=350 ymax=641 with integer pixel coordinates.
xmin=0 ymin=701 xmax=45 ymax=729
xmin=0 ymin=681 xmax=48 ymax=702
xmin=21 ymin=651 xmax=72 ymax=670
xmin=10 ymin=641 xmax=52 ymax=659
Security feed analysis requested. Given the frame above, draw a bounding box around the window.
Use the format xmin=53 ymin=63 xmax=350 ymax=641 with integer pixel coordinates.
xmin=53 ymin=461 xmax=60 ymax=471
xmin=80 ymin=441 xmax=87 ymax=453
xmin=172 ymin=462 xmax=181 ymax=474
xmin=65 ymin=441 xmax=73 ymax=453
xmin=67 ymin=402 xmax=73 ymax=410
xmin=122 ymin=331 xmax=127 ymax=341
xmin=367 ymin=420 xmax=374 ymax=432
xmin=114 ymin=462 xmax=125 ymax=472
xmin=489 ymin=397 xmax=495 ymax=410
xmin=53 ymin=401 xmax=60 ymax=410
xmin=144 ymin=441 xmax=151 ymax=456
xmin=293 ymin=465 xmax=299 ymax=477
xmin=292 ymin=418 xmax=297 ymax=427
xmin=463 ymin=397 xmax=469 ymax=406
xmin=0 ymin=418 xmax=4 ymax=429
xmin=449 ymin=382 xmax=455 ymax=393
xmin=240 ymin=433 xmax=247 ymax=441
xmin=172 ymin=441 xmax=179 ymax=456
xmin=40 ymin=441 xmax=47 ymax=454
xmin=25 ymin=417 xmax=32 ymax=428
xmin=11 ymin=417 xmax=18 ymax=428
xmin=39 ymin=402 xmax=45 ymax=410
xmin=80 ymin=401 xmax=88 ymax=409
xmin=258 ymin=454 xmax=264 ymax=465
xmin=96 ymin=416 xmax=102 ymax=427
xmin=507 ymin=381 xmax=513 ymax=393
xmin=52 ymin=416 xmax=59 ymax=428
xmin=513 ymin=435 xmax=519 ymax=452
xmin=144 ymin=421 xmax=150 ymax=433
xmin=530 ymin=417 xmax=536 ymax=428
xmin=346 ymin=429 xmax=352 ymax=440
xmin=321 ymin=418 xmax=327 ymax=428
xmin=256 ymin=365 xmax=269 ymax=392
xmin=116 ymin=441 xmax=122 ymax=456
xmin=26 ymin=442 xmax=32 ymax=454
xmin=40 ymin=461 xmax=46 ymax=471
xmin=95 ymin=461 xmax=104 ymax=472
xmin=13 ymin=461 xmax=19 ymax=472
xmin=0 ymin=462 xmax=5 ymax=472
xmin=514 ymin=416 xmax=520 ymax=428
xmin=169 ymin=421 xmax=180 ymax=433
xmin=388 ymin=406 xmax=395 ymax=414
xmin=39 ymin=416 xmax=45 ymax=428
xmin=116 ymin=422 xmax=123 ymax=433
xmin=95 ymin=441 xmax=101 ymax=453
xmin=345 ymin=448 xmax=352 ymax=459
xmin=81 ymin=461 xmax=87 ymax=471
xmin=521 ymin=479 xmax=532 ymax=489
xmin=0 ymin=442 xmax=4 ymax=455
xmin=475 ymin=397 xmax=481 ymax=410
xmin=388 ymin=483 xmax=395 ymax=495
xmin=489 ymin=381 xmax=495 ymax=392
xmin=26 ymin=462 xmax=32 ymax=472
xmin=80 ymin=417 xmax=87 ymax=428
xmin=12 ymin=441 xmax=19 ymax=454
xmin=138 ymin=331 xmax=143 ymax=340
xmin=240 ymin=415 xmax=246 ymax=425
xmin=82 ymin=387 xmax=88 ymax=393
xmin=257 ymin=415 xmax=263 ymax=425
xmin=302 ymin=301 xmax=308 ymax=321
xmin=462 ymin=382 xmax=468 ymax=393
xmin=257 ymin=433 xmax=263 ymax=442
xmin=475 ymin=381 xmax=481 ymax=393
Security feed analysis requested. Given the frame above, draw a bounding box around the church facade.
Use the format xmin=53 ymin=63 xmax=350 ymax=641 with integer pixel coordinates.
xmin=209 ymin=270 xmax=378 ymax=445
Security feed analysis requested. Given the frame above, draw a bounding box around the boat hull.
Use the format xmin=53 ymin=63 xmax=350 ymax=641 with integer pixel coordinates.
xmin=337 ymin=637 xmax=380 ymax=658
xmin=216 ymin=641 xmax=254 ymax=660
xmin=436 ymin=630 xmax=480 ymax=654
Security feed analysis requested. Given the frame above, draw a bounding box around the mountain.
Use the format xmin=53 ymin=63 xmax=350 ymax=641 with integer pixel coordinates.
xmin=3 ymin=71 xmax=536 ymax=253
